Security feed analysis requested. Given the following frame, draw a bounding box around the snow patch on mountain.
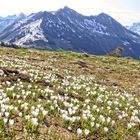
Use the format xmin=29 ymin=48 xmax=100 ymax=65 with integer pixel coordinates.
xmin=123 ymin=41 xmax=130 ymax=46
xmin=127 ymin=22 xmax=140 ymax=35
xmin=15 ymin=19 xmax=48 ymax=45
xmin=84 ymin=19 xmax=110 ymax=36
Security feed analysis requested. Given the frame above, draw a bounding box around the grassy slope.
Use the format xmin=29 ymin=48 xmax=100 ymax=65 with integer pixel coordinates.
xmin=0 ymin=47 xmax=140 ymax=140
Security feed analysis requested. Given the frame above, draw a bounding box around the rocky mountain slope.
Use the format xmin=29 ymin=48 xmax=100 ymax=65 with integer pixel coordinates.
xmin=0 ymin=7 xmax=140 ymax=59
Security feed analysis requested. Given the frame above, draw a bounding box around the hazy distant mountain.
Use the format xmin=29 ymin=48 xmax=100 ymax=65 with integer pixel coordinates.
xmin=127 ymin=22 xmax=140 ymax=35
xmin=0 ymin=7 xmax=140 ymax=59
xmin=0 ymin=13 xmax=26 ymax=33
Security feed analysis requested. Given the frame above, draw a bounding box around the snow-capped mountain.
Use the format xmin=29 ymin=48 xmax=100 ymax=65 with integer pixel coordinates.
xmin=0 ymin=6 xmax=140 ymax=59
xmin=0 ymin=13 xmax=26 ymax=33
xmin=127 ymin=22 xmax=140 ymax=35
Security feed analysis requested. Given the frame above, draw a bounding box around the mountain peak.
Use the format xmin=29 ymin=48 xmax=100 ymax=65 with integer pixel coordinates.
xmin=97 ymin=13 xmax=111 ymax=18
xmin=62 ymin=6 xmax=74 ymax=12
xmin=96 ymin=12 xmax=120 ymax=27
xmin=56 ymin=6 xmax=78 ymax=15
xmin=17 ymin=13 xmax=26 ymax=19
xmin=18 ymin=13 xmax=26 ymax=17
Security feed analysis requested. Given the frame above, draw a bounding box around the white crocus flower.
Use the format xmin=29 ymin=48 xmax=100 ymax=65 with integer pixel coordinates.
xmin=77 ymin=128 xmax=82 ymax=135
xmin=68 ymin=126 xmax=72 ymax=131
xmin=104 ymin=127 xmax=108 ymax=133
xmin=91 ymin=122 xmax=95 ymax=127
xmin=25 ymin=115 xmax=30 ymax=120
xmin=96 ymin=123 xmax=100 ymax=128
xmin=4 ymin=118 xmax=8 ymax=124
xmin=9 ymin=119 xmax=14 ymax=126
xmin=31 ymin=118 xmax=38 ymax=125
xmin=5 ymin=112 xmax=9 ymax=117
xmin=84 ymin=129 xmax=90 ymax=135
xmin=19 ymin=112 xmax=22 ymax=117
xmin=42 ymin=110 xmax=48 ymax=116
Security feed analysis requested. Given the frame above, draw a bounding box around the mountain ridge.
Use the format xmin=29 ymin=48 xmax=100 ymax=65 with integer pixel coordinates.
xmin=0 ymin=7 xmax=140 ymax=59
xmin=0 ymin=13 xmax=26 ymax=33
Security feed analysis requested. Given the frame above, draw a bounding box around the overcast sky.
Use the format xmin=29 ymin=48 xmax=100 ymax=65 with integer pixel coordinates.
xmin=0 ymin=0 xmax=140 ymax=25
